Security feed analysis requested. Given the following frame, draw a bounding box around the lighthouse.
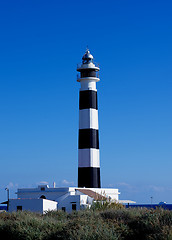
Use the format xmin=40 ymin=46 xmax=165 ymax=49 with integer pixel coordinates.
xmin=77 ymin=49 xmax=101 ymax=188
xmin=6 ymin=49 xmax=127 ymax=214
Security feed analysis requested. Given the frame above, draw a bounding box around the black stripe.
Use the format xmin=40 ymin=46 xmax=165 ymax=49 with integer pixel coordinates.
xmin=79 ymin=129 xmax=99 ymax=149
xmin=79 ymin=90 xmax=98 ymax=110
xmin=78 ymin=167 xmax=101 ymax=188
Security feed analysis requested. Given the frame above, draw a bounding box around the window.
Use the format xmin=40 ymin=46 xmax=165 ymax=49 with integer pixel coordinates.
xmin=40 ymin=195 xmax=46 ymax=199
xmin=17 ymin=206 xmax=22 ymax=211
xmin=72 ymin=204 xmax=76 ymax=211
xmin=41 ymin=187 xmax=45 ymax=191
xmin=62 ymin=207 xmax=66 ymax=212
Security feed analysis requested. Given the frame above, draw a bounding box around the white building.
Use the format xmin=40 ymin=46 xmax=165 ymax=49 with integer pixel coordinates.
xmin=8 ymin=185 xmax=122 ymax=213
xmin=9 ymin=198 xmax=57 ymax=214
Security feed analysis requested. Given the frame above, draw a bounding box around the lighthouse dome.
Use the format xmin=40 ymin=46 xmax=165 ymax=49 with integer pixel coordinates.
xmin=82 ymin=50 xmax=93 ymax=63
xmin=77 ymin=49 xmax=100 ymax=73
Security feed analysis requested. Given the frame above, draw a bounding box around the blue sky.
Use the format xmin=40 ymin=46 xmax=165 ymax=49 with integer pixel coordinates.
xmin=0 ymin=0 xmax=172 ymax=204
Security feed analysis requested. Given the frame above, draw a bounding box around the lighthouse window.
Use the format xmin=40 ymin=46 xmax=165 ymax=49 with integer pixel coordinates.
xmin=81 ymin=71 xmax=96 ymax=78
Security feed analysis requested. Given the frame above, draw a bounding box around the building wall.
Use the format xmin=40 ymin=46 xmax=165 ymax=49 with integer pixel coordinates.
xmin=76 ymin=188 xmax=119 ymax=201
xmin=17 ymin=186 xmax=76 ymax=202
xmin=58 ymin=195 xmax=82 ymax=213
xmin=75 ymin=190 xmax=94 ymax=205
xmin=90 ymin=188 xmax=119 ymax=201
xmin=17 ymin=186 xmax=119 ymax=202
xmin=43 ymin=200 xmax=58 ymax=213
xmin=9 ymin=199 xmax=57 ymax=214
xmin=15 ymin=185 xmax=120 ymax=213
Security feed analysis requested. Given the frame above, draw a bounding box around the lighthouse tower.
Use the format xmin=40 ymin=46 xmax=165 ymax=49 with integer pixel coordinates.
xmin=77 ymin=49 xmax=101 ymax=188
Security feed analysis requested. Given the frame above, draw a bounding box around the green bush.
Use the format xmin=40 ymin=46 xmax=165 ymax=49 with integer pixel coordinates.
xmin=91 ymin=200 xmax=124 ymax=211
xmin=0 ymin=208 xmax=172 ymax=239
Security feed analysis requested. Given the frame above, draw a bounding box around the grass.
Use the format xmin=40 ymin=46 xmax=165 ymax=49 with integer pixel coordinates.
xmin=0 ymin=206 xmax=172 ymax=239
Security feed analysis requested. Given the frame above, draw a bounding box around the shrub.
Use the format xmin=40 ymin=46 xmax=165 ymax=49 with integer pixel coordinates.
xmin=91 ymin=200 xmax=124 ymax=211
xmin=0 ymin=208 xmax=172 ymax=239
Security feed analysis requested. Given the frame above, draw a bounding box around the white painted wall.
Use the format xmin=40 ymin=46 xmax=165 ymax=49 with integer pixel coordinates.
xmin=75 ymin=188 xmax=119 ymax=201
xmin=90 ymin=188 xmax=119 ymax=201
xmin=17 ymin=186 xmax=119 ymax=202
xmin=80 ymin=80 xmax=97 ymax=91
xmin=15 ymin=185 xmax=120 ymax=213
xmin=9 ymin=199 xmax=57 ymax=214
xmin=79 ymin=109 xmax=98 ymax=130
xmin=78 ymin=149 xmax=100 ymax=168
xmin=17 ymin=186 xmax=76 ymax=202
xmin=58 ymin=195 xmax=81 ymax=213
xmin=43 ymin=200 xmax=57 ymax=213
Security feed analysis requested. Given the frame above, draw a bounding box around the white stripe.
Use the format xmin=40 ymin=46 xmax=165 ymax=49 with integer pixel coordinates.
xmin=80 ymin=80 xmax=97 ymax=91
xmin=78 ymin=149 xmax=100 ymax=168
xmin=79 ymin=109 xmax=98 ymax=130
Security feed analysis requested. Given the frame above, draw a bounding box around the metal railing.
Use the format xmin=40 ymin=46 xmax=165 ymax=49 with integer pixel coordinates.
xmin=77 ymin=72 xmax=100 ymax=80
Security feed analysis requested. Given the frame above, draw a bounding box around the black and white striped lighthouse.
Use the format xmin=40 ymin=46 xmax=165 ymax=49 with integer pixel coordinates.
xmin=77 ymin=49 xmax=101 ymax=188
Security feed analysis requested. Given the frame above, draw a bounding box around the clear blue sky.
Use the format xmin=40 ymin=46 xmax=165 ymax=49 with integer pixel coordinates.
xmin=0 ymin=0 xmax=172 ymax=204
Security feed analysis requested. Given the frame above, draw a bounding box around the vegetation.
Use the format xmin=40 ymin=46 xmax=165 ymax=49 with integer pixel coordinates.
xmin=0 ymin=205 xmax=172 ymax=240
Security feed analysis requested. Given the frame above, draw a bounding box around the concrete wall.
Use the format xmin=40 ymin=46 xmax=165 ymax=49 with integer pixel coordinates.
xmin=17 ymin=186 xmax=76 ymax=202
xmin=75 ymin=188 xmax=119 ymax=201
xmin=58 ymin=195 xmax=81 ymax=213
xmin=90 ymin=188 xmax=119 ymax=201
xmin=17 ymin=186 xmax=119 ymax=202
xmin=75 ymin=190 xmax=93 ymax=205
xmin=9 ymin=199 xmax=57 ymax=214
xmin=43 ymin=200 xmax=57 ymax=213
xmin=15 ymin=185 xmax=120 ymax=213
